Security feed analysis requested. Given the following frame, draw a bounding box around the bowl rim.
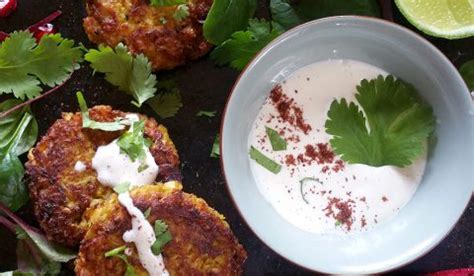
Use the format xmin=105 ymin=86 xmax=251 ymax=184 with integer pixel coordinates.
xmin=219 ymin=15 xmax=473 ymax=274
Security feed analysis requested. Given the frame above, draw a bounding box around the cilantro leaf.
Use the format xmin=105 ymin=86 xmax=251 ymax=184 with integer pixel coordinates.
xmin=460 ymin=59 xmax=474 ymax=91
xmin=76 ymin=91 xmax=126 ymax=131
xmin=85 ymin=44 xmax=157 ymax=107
xmin=265 ymin=126 xmax=287 ymax=151
xmin=249 ymin=146 xmax=281 ymax=174
xmin=203 ymin=0 xmax=258 ymax=45
xmin=325 ymin=75 xmax=435 ymax=167
xmin=150 ymin=0 xmax=186 ymax=6
xmin=0 ymin=31 xmax=83 ymax=100
xmin=151 ymin=220 xmax=172 ymax=255
xmin=211 ymin=19 xmax=283 ymax=70
xmin=113 ymin=182 xmax=130 ymax=194
xmin=117 ymin=120 xmax=151 ymax=162
xmin=270 ymin=0 xmax=380 ymax=30
xmin=210 ymin=134 xmax=220 ymax=158
xmin=147 ymin=89 xmax=183 ymax=119
xmin=173 ymin=4 xmax=190 ymax=21
xmin=196 ymin=110 xmax=216 ymax=117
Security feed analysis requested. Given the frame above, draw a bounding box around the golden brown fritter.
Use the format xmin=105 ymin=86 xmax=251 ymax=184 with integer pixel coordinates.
xmin=83 ymin=0 xmax=213 ymax=71
xmin=75 ymin=182 xmax=247 ymax=276
xmin=26 ymin=105 xmax=181 ymax=248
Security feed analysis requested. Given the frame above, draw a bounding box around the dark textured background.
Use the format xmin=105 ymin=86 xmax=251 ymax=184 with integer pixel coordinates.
xmin=0 ymin=0 xmax=473 ymax=274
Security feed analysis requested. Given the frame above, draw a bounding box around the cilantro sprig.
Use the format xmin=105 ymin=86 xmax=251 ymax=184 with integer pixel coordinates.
xmin=85 ymin=44 xmax=157 ymax=107
xmin=117 ymin=120 xmax=152 ymax=162
xmin=325 ymin=75 xmax=435 ymax=167
xmin=0 ymin=31 xmax=83 ymax=100
xmin=151 ymin=220 xmax=172 ymax=255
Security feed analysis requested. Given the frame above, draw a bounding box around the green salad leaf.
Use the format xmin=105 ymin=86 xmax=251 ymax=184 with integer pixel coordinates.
xmin=270 ymin=0 xmax=380 ymax=29
xmin=211 ymin=19 xmax=283 ymax=70
xmin=265 ymin=126 xmax=287 ymax=151
xmin=460 ymin=59 xmax=474 ymax=91
xmin=325 ymin=75 xmax=435 ymax=167
xmin=203 ymin=0 xmax=258 ymax=45
xmin=0 ymin=31 xmax=83 ymax=100
xmin=151 ymin=220 xmax=172 ymax=255
xmin=85 ymin=44 xmax=157 ymax=107
xmin=249 ymin=146 xmax=281 ymax=173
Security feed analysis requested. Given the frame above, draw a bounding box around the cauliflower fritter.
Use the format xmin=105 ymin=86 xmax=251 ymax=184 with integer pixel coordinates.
xmin=26 ymin=105 xmax=181 ymax=248
xmin=83 ymin=0 xmax=213 ymax=71
xmin=75 ymin=182 xmax=247 ymax=275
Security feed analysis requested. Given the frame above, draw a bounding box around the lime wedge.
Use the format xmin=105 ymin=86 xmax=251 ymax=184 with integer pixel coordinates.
xmin=395 ymin=0 xmax=474 ymax=39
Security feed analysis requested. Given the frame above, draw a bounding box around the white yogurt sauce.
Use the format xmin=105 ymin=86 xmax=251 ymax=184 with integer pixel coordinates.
xmin=249 ymin=59 xmax=427 ymax=234
xmin=74 ymin=161 xmax=86 ymax=172
xmin=118 ymin=192 xmax=169 ymax=276
xmin=91 ymin=114 xmax=168 ymax=275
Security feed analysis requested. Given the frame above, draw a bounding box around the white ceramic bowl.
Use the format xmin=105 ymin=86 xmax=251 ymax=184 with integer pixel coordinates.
xmin=221 ymin=16 xmax=473 ymax=274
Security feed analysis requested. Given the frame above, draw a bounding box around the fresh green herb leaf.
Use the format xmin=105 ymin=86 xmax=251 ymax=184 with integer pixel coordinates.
xmin=196 ymin=110 xmax=216 ymax=118
xmin=270 ymin=0 xmax=380 ymax=30
xmin=159 ymin=17 xmax=168 ymax=24
xmin=151 ymin=220 xmax=172 ymax=255
xmin=143 ymin=207 xmax=152 ymax=219
xmin=335 ymin=220 xmax=342 ymax=227
xmin=137 ymin=163 xmax=149 ymax=173
xmin=76 ymin=91 xmax=126 ymax=131
xmin=0 ymin=31 xmax=84 ymax=100
xmin=265 ymin=126 xmax=287 ymax=151
xmin=85 ymin=43 xmax=157 ymax=107
xmin=117 ymin=120 xmax=150 ymax=162
xmin=203 ymin=0 xmax=258 ymax=45
xmin=299 ymin=177 xmax=322 ymax=204
xmin=325 ymin=75 xmax=435 ymax=167
xmin=150 ymin=0 xmax=186 ymax=6
xmin=0 ymin=100 xmax=38 ymax=156
xmin=113 ymin=182 xmax=130 ymax=194
xmin=147 ymin=88 xmax=183 ymax=119
xmin=460 ymin=59 xmax=474 ymax=91
xmin=210 ymin=134 xmax=220 ymax=158
xmin=249 ymin=146 xmax=281 ymax=174
xmin=211 ymin=19 xmax=283 ymax=70
xmin=173 ymin=4 xmax=190 ymax=21
xmin=104 ymin=245 xmax=126 ymax=257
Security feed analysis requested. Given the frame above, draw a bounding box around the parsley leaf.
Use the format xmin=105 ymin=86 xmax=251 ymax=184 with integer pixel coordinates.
xmin=211 ymin=19 xmax=283 ymax=70
xmin=173 ymin=4 xmax=190 ymax=21
xmin=0 ymin=31 xmax=83 ymax=100
xmin=270 ymin=0 xmax=380 ymax=30
xmin=210 ymin=134 xmax=220 ymax=158
xmin=265 ymin=126 xmax=287 ymax=151
xmin=150 ymin=0 xmax=186 ymax=6
xmin=85 ymin=43 xmax=157 ymax=107
xmin=325 ymin=75 xmax=435 ymax=167
xmin=204 ymin=0 xmax=258 ymax=45
xmin=151 ymin=220 xmax=172 ymax=255
xmin=249 ymin=146 xmax=281 ymax=174
xmin=147 ymin=89 xmax=183 ymax=119
xmin=460 ymin=59 xmax=474 ymax=91
xmin=196 ymin=110 xmax=216 ymax=117
xmin=76 ymin=91 xmax=126 ymax=131
xmin=117 ymin=120 xmax=151 ymax=162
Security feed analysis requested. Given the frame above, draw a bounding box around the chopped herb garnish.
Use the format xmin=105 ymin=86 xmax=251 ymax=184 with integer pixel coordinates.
xmin=143 ymin=207 xmax=152 ymax=219
xmin=173 ymin=4 xmax=189 ymax=21
xmin=196 ymin=110 xmax=216 ymax=118
xmin=104 ymin=245 xmax=136 ymax=276
xmin=151 ymin=220 xmax=172 ymax=255
xmin=299 ymin=177 xmax=321 ymax=204
xmin=137 ymin=163 xmax=149 ymax=173
xmin=113 ymin=182 xmax=130 ymax=194
xmin=249 ymin=146 xmax=281 ymax=174
xmin=150 ymin=0 xmax=186 ymax=6
xmin=76 ymin=91 xmax=125 ymax=131
xmin=104 ymin=245 xmax=126 ymax=257
xmin=335 ymin=220 xmax=342 ymax=227
xmin=325 ymin=75 xmax=435 ymax=167
xmin=210 ymin=134 xmax=220 ymax=158
xmin=265 ymin=126 xmax=287 ymax=151
xmin=159 ymin=16 xmax=168 ymax=24
xmin=117 ymin=120 xmax=151 ymax=162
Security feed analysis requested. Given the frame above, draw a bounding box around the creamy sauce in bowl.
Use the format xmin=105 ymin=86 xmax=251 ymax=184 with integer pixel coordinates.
xmin=248 ymin=60 xmax=427 ymax=234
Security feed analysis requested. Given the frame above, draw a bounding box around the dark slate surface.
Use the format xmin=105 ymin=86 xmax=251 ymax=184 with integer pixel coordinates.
xmin=0 ymin=0 xmax=472 ymax=275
